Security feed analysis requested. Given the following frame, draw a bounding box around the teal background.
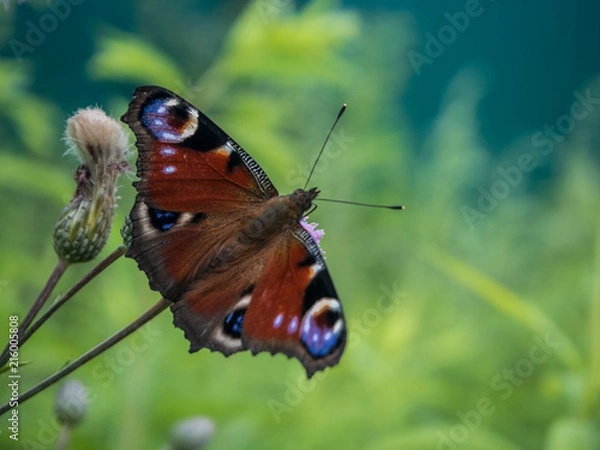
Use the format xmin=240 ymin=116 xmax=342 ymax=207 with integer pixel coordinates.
xmin=0 ymin=1 xmax=599 ymax=449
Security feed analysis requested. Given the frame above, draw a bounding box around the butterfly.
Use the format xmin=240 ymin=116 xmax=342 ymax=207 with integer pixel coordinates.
xmin=121 ymin=86 xmax=346 ymax=377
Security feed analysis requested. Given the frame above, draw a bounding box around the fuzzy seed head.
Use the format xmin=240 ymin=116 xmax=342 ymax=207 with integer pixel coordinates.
xmin=65 ymin=107 xmax=129 ymax=177
xmin=53 ymin=108 xmax=130 ymax=263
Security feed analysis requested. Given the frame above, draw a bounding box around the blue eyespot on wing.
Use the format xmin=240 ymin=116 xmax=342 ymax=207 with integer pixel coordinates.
xmin=147 ymin=207 xmax=180 ymax=232
xmin=300 ymin=298 xmax=345 ymax=358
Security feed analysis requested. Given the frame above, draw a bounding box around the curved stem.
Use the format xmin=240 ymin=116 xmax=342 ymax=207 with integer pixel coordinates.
xmin=21 ymin=246 xmax=127 ymax=346
xmin=0 ymin=298 xmax=170 ymax=416
xmin=0 ymin=259 xmax=69 ymax=367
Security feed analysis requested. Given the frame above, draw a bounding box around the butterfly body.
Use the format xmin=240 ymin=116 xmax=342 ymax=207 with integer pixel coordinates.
xmin=122 ymin=86 xmax=346 ymax=377
xmin=226 ymin=187 xmax=319 ymax=252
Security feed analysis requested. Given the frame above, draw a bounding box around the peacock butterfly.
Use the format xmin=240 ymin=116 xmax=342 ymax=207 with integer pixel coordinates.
xmin=121 ymin=86 xmax=346 ymax=377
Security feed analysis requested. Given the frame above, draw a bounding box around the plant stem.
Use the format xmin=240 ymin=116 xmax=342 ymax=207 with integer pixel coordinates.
xmin=0 ymin=259 xmax=69 ymax=366
xmin=21 ymin=246 xmax=127 ymax=346
xmin=55 ymin=425 xmax=71 ymax=450
xmin=0 ymin=297 xmax=170 ymax=416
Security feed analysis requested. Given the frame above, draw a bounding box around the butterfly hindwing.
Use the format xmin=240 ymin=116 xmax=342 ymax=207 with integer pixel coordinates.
xmin=171 ymin=225 xmax=346 ymax=377
xmin=127 ymin=201 xmax=251 ymax=300
xmin=170 ymin=248 xmax=270 ymax=357
xmin=243 ymin=226 xmax=346 ymax=377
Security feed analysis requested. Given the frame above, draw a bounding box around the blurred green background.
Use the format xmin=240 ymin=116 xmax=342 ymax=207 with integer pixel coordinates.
xmin=0 ymin=0 xmax=599 ymax=449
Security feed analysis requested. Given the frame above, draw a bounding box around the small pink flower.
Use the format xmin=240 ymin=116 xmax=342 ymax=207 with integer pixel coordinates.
xmin=300 ymin=217 xmax=325 ymax=256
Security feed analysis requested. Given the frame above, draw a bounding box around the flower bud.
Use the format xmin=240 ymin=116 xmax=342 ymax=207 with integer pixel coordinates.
xmin=53 ymin=108 xmax=130 ymax=263
xmin=54 ymin=380 xmax=88 ymax=427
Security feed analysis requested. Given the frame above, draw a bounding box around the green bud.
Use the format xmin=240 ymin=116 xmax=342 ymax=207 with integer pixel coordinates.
xmin=53 ymin=179 xmax=114 ymax=263
xmin=120 ymin=214 xmax=133 ymax=248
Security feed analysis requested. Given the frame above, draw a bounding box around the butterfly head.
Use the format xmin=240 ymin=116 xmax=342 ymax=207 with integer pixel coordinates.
xmin=290 ymin=187 xmax=320 ymax=213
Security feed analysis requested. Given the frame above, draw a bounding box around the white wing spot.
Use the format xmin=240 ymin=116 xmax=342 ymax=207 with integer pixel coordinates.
xmin=273 ymin=313 xmax=284 ymax=329
xmin=160 ymin=147 xmax=176 ymax=156
xmin=288 ymin=316 xmax=299 ymax=334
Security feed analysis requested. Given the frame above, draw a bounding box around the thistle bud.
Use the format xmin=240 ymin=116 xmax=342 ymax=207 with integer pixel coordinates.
xmin=54 ymin=380 xmax=88 ymax=427
xmin=120 ymin=214 xmax=133 ymax=248
xmin=165 ymin=417 xmax=215 ymax=450
xmin=53 ymin=108 xmax=130 ymax=263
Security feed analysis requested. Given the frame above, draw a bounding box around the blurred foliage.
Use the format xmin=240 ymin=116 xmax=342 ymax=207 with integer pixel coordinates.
xmin=0 ymin=1 xmax=599 ymax=449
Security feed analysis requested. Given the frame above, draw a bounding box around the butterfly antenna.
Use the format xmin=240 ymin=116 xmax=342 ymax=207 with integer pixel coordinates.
xmin=304 ymin=104 xmax=347 ymax=190
xmin=317 ymin=198 xmax=405 ymax=210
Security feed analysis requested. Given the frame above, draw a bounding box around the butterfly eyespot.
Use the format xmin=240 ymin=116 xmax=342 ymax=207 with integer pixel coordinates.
xmin=142 ymin=97 xmax=198 ymax=143
xmin=148 ymin=207 xmax=180 ymax=232
xmin=224 ymin=308 xmax=246 ymax=339
xmin=300 ymin=299 xmax=344 ymax=359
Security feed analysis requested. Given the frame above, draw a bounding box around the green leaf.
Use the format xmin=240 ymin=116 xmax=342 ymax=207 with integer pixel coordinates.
xmin=88 ymin=32 xmax=184 ymax=87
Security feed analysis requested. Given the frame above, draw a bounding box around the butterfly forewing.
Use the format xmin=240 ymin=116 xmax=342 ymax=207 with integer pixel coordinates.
xmin=122 ymin=86 xmax=277 ymax=298
xmin=122 ymin=85 xmax=278 ymax=211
